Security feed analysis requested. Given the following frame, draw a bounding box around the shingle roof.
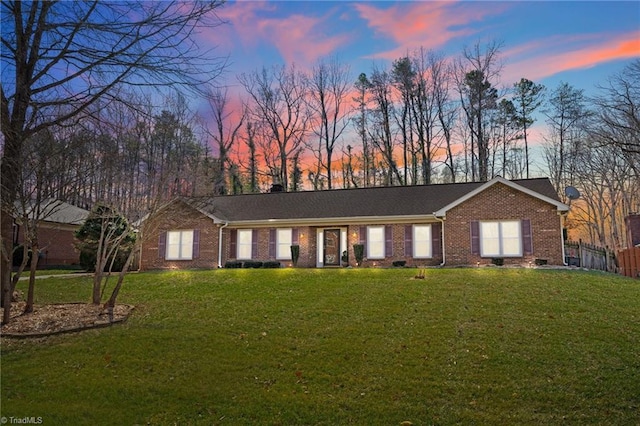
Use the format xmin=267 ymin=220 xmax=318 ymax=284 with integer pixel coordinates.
xmin=13 ymin=199 xmax=89 ymax=225
xmin=182 ymin=177 xmax=563 ymax=223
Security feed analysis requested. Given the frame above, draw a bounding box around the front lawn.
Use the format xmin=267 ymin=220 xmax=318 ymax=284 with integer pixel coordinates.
xmin=2 ymin=268 xmax=639 ymax=425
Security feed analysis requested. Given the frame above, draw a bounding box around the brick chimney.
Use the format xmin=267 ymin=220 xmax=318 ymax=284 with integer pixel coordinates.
xmin=625 ymin=213 xmax=640 ymax=248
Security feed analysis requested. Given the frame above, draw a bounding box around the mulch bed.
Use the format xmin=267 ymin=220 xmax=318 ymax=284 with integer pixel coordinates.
xmin=1 ymin=302 xmax=134 ymax=338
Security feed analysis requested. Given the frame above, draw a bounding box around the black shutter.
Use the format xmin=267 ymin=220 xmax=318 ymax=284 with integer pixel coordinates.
xmin=405 ymin=225 xmax=413 ymax=257
xmin=470 ymin=221 xmax=480 ymax=255
xmin=251 ymin=229 xmax=259 ymax=259
xmin=269 ymin=229 xmax=276 ymax=258
xmin=192 ymin=229 xmax=200 ymax=259
xmin=158 ymin=232 xmax=166 ymax=259
xmin=432 ymin=222 xmax=442 ymax=258
xmin=385 ymin=225 xmax=393 ymax=257
xmin=230 ymin=229 xmax=237 ymax=258
xmin=522 ymin=219 xmax=533 ymax=255
xmin=359 ymin=226 xmax=367 ymax=245
xmin=292 ymin=228 xmax=299 ymax=245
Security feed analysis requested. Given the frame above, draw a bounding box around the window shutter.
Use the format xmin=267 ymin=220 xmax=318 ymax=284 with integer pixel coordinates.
xmin=230 ymin=229 xmax=237 ymax=258
xmin=251 ymin=229 xmax=258 ymax=259
xmin=470 ymin=221 xmax=480 ymax=255
xmin=192 ymin=229 xmax=200 ymax=259
xmin=158 ymin=232 xmax=166 ymax=259
xmin=385 ymin=225 xmax=393 ymax=257
xmin=522 ymin=219 xmax=533 ymax=255
xmin=269 ymin=229 xmax=276 ymax=258
xmin=359 ymin=226 xmax=367 ymax=245
xmin=432 ymin=222 xmax=442 ymax=258
xmin=292 ymin=228 xmax=299 ymax=245
xmin=405 ymin=225 xmax=413 ymax=257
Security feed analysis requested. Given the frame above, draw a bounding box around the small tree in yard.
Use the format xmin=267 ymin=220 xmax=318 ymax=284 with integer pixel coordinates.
xmin=75 ymin=205 xmax=136 ymax=306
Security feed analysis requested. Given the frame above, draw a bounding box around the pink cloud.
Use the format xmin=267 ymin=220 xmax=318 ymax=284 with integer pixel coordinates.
xmin=353 ymin=2 xmax=505 ymax=60
xmin=208 ymin=1 xmax=349 ymax=68
xmin=502 ymin=31 xmax=640 ymax=84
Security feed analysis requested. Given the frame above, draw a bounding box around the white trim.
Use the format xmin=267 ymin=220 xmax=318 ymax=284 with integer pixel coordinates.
xmin=433 ymin=176 xmax=569 ymax=216
xmin=228 ymin=214 xmax=435 ymax=228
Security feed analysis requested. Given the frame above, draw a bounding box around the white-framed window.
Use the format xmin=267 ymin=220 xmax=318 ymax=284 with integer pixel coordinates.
xmin=166 ymin=230 xmax=194 ymax=260
xmin=413 ymin=225 xmax=432 ymax=258
xmin=237 ymin=229 xmax=253 ymax=259
xmin=276 ymin=228 xmax=292 ymax=259
xmin=367 ymin=226 xmax=385 ymax=259
xmin=480 ymin=221 xmax=522 ymax=257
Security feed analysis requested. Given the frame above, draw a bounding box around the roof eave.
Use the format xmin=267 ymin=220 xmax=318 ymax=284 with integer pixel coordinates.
xmin=226 ymin=214 xmax=438 ymax=228
xmin=433 ymin=176 xmax=569 ymax=216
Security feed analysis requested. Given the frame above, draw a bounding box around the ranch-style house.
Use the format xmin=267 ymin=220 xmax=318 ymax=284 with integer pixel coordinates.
xmin=139 ymin=176 xmax=569 ymax=269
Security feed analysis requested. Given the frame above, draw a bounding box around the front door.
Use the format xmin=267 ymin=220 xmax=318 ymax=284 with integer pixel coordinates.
xmin=323 ymin=229 xmax=341 ymax=266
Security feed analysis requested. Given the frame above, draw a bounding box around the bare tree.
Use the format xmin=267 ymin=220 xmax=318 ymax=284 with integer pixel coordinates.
xmin=512 ymin=78 xmax=545 ymax=178
xmin=238 ymin=65 xmax=310 ymax=190
xmin=590 ymin=59 xmax=640 ymax=181
xmin=1 ymin=0 xmax=227 ymax=323
xmin=207 ymin=88 xmax=245 ymax=195
xmin=543 ymin=82 xmax=590 ymax=197
xmin=306 ymin=57 xmax=351 ymax=189
xmin=367 ymin=65 xmax=403 ymax=185
xmin=454 ymin=40 xmax=503 ymax=182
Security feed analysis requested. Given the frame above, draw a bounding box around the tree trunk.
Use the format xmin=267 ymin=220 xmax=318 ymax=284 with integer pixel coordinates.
xmin=24 ymin=243 xmax=39 ymax=314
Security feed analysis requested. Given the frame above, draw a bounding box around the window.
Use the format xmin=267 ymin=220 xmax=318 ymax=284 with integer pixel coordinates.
xmin=237 ymin=229 xmax=253 ymax=259
xmin=480 ymin=221 xmax=522 ymax=257
xmin=367 ymin=226 xmax=385 ymax=259
xmin=276 ymin=228 xmax=292 ymax=259
xmin=166 ymin=230 xmax=194 ymax=260
xmin=413 ymin=225 xmax=432 ymax=258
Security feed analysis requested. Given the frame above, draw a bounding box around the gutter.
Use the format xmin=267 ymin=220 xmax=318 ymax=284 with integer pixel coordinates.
xmin=436 ymin=216 xmax=446 ymax=266
xmin=218 ymin=221 xmax=229 ymax=268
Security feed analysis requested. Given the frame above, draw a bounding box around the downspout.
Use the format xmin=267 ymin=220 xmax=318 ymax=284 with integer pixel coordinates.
xmin=560 ymin=211 xmax=568 ymax=266
xmin=218 ymin=221 xmax=229 ymax=268
xmin=436 ymin=216 xmax=446 ymax=266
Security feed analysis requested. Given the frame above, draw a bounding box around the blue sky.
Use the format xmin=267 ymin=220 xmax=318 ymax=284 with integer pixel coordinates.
xmin=206 ymin=1 xmax=638 ymax=95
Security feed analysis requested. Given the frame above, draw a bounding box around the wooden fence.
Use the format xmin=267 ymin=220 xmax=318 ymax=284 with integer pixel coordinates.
xmin=618 ymin=247 xmax=640 ymax=279
xmin=564 ymin=240 xmax=617 ymax=273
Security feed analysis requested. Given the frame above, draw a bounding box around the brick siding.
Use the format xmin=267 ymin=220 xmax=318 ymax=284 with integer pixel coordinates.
xmin=141 ymin=183 xmax=564 ymax=270
xmin=141 ymin=201 xmax=219 ymax=270
xmin=444 ymin=182 xmax=564 ymax=266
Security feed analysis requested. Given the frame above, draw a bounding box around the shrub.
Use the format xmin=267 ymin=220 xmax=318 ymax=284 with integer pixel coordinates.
xmin=341 ymin=250 xmax=349 ymax=265
xmin=353 ymin=244 xmax=364 ymax=266
xmin=491 ymin=257 xmax=504 ymax=266
xmin=290 ymin=245 xmax=300 ymax=267
xmin=224 ymin=260 xmax=243 ymax=268
xmin=535 ymin=258 xmax=548 ymax=266
xmin=243 ymin=260 xmax=263 ymax=268
xmin=392 ymin=260 xmax=407 ymax=267
xmin=262 ymin=261 xmax=281 ymax=269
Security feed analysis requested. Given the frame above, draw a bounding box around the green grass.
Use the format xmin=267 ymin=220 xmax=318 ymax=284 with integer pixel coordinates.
xmin=2 ymin=268 xmax=639 ymax=425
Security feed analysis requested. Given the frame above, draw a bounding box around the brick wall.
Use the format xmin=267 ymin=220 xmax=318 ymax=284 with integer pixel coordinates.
xmin=141 ymin=201 xmax=219 ymax=270
xmin=445 ymin=182 xmax=564 ymax=266
xmin=16 ymin=223 xmax=81 ymax=266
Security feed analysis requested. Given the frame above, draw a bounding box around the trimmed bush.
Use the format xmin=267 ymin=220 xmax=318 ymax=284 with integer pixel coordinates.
xmin=224 ymin=260 xmax=243 ymax=269
xmin=262 ymin=261 xmax=281 ymax=268
xmin=353 ymin=244 xmax=364 ymax=266
xmin=243 ymin=260 xmax=263 ymax=268
xmin=290 ymin=245 xmax=300 ymax=267
xmin=392 ymin=260 xmax=407 ymax=267
xmin=491 ymin=257 xmax=504 ymax=266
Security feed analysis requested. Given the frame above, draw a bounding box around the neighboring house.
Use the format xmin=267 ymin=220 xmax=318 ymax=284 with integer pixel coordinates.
xmin=13 ymin=200 xmax=89 ymax=267
xmin=140 ymin=177 xmax=569 ymax=270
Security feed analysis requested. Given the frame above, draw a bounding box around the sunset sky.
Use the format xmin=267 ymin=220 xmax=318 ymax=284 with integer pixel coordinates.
xmin=208 ymin=0 xmax=638 ymax=94
xmin=194 ymin=1 xmax=638 ymax=177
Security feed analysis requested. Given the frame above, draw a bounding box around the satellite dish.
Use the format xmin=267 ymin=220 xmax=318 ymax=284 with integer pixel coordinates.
xmin=565 ymin=186 xmax=580 ymax=200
